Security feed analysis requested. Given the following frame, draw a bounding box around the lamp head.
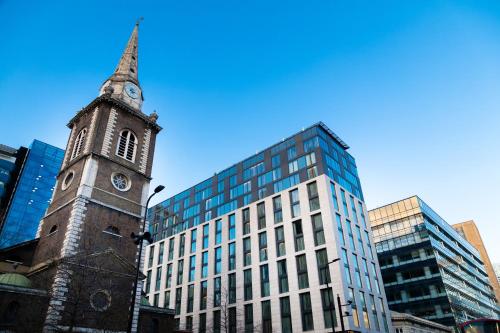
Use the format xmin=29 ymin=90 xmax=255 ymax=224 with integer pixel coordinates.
xmin=154 ymin=185 xmax=165 ymax=193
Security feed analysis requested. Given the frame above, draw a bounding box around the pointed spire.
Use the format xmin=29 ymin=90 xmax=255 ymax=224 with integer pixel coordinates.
xmin=113 ymin=19 xmax=141 ymax=84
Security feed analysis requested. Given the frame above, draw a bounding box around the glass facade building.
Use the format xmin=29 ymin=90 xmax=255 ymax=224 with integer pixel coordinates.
xmin=0 ymin=144 xmax=28 ymax=223
xmin=145 ymin=122 xmax=393 ymax=333
xmin=0 ymin=140 xmax=64 ymax=249
xmin=369 ymin=196 xmax=499 ymax=328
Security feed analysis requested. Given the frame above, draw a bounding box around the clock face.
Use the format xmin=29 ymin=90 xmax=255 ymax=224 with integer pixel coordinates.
xmin=124 ymin=82 xmax=140 ymax=99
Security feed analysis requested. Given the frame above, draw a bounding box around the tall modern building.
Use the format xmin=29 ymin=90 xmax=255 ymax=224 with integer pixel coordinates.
xmin=144 ymin=122 xmax=393 ymax=333
xmin=452 ymin=220 xmax=500 ymax=304
xmin=369 ymin=196 xmax=499 ymax=328
xmin=0 ymin=140 xmax=64 ymax=249
xmin=0 ymin=144 xmax=28 ymax=223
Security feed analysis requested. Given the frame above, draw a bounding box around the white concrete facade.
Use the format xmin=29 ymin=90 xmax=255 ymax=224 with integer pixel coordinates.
xmin=144 ymin=174 xmax=393 ymax=333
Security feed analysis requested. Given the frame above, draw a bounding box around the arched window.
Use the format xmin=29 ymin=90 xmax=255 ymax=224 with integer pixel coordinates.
xmin=116 ymin=130 xmax=137 ymax=162
xmin=48 ymin=225 xmax=58 ymax=235
xmin=71 ymin=128 xmax=87 ymax=160
xmin=104 ymin=226 xmax=120 ymax=236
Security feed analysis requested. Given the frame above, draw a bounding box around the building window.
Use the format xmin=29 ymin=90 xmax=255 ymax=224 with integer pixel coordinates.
xmin=272 ymin=154 xmax=281 ymax=167
xmin=199 ymin=313 xmax=207 ymax=333
xmin=260 ymin=264 xmax=270 ymax=297
xmin=188 ymin=255 xmax=196 ymax=282
xmin=168 ymin=237 xmax=175 ymax=261
xmin=300 ymin=292 xmax=314 ymax=331
xmin=185 ymin=316 xmax=192 ymax=331
xmin=346 ymin=219 xmax=356 ymax=250
xmin=262 ymin=300 xmax=272 ymax=333
xmin=155 ymin=267 xmax=162 ymax=291
xmin=277 ymin=259 xmax=289 ymax=293
xmin=371 ymin=262 xmax=381 ymax=293
xmin=280 ymin=297 xmax=292 ymax=333
xmin=228 ymin=273 xmax=236 ymax=304
xmin=178 ymin=233 xmax=185 ymax=257
xmin=330 ymin=182 xmax=339 ymax=211
xmin=362 ymin=259 xmax=372 ymax=291
xmin=336 ymin=214 xmax=345 ymax=246
xmin=61 ymin=171 xmax=74 ymax=190
xmin=244 ymin=304 xmax=254 ymax=333
xmin=259 ymin=232 xmax=268 ymax=262
xmin=287 ymin=146 xmax=297 ymax=160
xmin=293 ymin=220 xmax=305 ymax=251
xmin=242 ymin=208 xmax=250 ymax=235
xmin=111 ymin=172 xmax=131 ymax=191
xmin=290 ymin=188 xmax=300 ymax=218
xmin=48 ymin=225 xmax=58 ymax=235
xmin=116 ymin=129 xmax=137 ymax=162
xmin=370 ymin=295 xmax=381 ymax=331
xmin=214 ymin=247 xmax=222 ymax=275
xmin=350 ymin=288 xmax=360 ymax=327
xmin=275 ymin=226 xmax=286 ymax=257
xmin=296 ymin=254 xmax=309 ymax=289
xmin=165 ymin=264 xmax=172 ymax=288
xmin=148 ymin=246 xmax=155 ymax=267
xmin=190 ymin=229 xmax=197 ymax=253
xmin=228 ymin=242 xmax=236 ymax=270
xmin=257 ymin=202 xmax=266 ymax=229
xmin=71 ymin=128 xmax=87 ymax=160
xmin=341 ymin=189 xmax=349 ymax=217
xmin=316 ymin=248 xmax=331 ymax=285
xmin=186 ymin=284 xmax=194 ymax=313
xmin=201 ymin=251 xmax=209 ymax=278
xmin=145 ymin=270 xmax=151 ymax=293
xmin=360 ymin=291 xmax=370 ymax=328
xmin=311 ymin=213 xmax=325 ymax=246
xmin=174 ymin=287 xmax=182 ymax=315
xmin=342 ymin=249 xmax=352 ymax=284
xmin=359 ymin=201 xmax=367 ymax=228
xmin=200 ymin=280 xmax=208 ymax=310
xmin=176 ymin=259 xmax=184 ymax=285
xmin=157 ymin=242 xmax=164 ymax=265
xmin=321 ymin=288 xmax=336 ymax=329
xmin=202 ymin=224 xmax=209 ymax=249
xmin=228 ymin=214 xmax=236 ymax=240
xmin=229 ymin=307 xmax=237 ymax=333
xmin=243 ymin=237 xmax=252 ymax=266
xmin=164 ymin=290 xmax=170 ymax=308
xmin=244 ymin=269 xmax=252 ymax=301
xmin=352 ymin=253 xmax=362 ymax=288
xmin=307 ymin=181 xmax=320 ymax=211
xmin=213 ymin=310 xmax=221 ymax=333
xmin=273 ymin=195 xmax=283 ymax=223
xmin=214 ymin=277 xmax=221 ymax=307
xmin=215 ymin=219 xmax=222 ymax=245
xmin=355 ymin=225 xmax=365 ymax=256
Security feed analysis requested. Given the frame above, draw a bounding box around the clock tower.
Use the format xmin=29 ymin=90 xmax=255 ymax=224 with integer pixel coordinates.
xmin=30 ymin=22 xmax=162 ymax=332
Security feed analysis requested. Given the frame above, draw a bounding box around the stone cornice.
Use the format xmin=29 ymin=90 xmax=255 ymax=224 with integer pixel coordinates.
xmin=67 ymin=95 xmax=162 ymax=133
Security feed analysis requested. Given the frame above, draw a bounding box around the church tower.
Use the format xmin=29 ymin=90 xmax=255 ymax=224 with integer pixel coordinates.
xmin=30 ymin=22 xmax=161 ymax=332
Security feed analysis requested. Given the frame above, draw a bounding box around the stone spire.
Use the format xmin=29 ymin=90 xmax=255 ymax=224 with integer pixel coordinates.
xmin=99 ymin=20 xmax=144 ymax=111
xmin=113 ymin=21 xmax=140 ymax=85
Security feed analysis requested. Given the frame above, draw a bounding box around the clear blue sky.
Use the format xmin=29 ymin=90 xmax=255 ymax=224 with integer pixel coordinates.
xmin=1 ymin=1 xmax=499 ymax=261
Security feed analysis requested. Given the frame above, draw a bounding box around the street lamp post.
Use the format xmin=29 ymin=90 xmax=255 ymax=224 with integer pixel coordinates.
xmin=127 ymin=185 xmax=165 ymax=333
xmin=325 ymin=258 xmax=341 ymax=333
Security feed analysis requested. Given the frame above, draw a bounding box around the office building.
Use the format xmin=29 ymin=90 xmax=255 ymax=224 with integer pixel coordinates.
xmin=0 ymin=140 xmax=64 ymax=249
xmin=0 ymin=144 xmax=28 ymax=223
xmin=452 ymin=220 xmax=500 ymax=304
xmin=145 ymin=122 xmax=393 ymax=333
xmin=369 ymin=196 xmax=499 ymax=328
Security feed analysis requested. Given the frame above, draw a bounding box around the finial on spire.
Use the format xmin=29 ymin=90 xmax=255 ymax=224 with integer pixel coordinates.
xmin=136 ymin=17 xmax=144 ymax=26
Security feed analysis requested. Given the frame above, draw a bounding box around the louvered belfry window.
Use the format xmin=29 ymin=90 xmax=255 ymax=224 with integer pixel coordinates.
xmin=116 ymin=129 xmax=137 ymax=162
xmin=71 ymin=128 xmax=87 ymax=160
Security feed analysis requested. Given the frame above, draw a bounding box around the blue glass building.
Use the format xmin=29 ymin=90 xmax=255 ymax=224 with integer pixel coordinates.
xmin=148 ymin=122 xmax=363 ymax=240
xmin=0 ymin=140 xmax=64 ymax=249
xmin=369 ymin=196 xmax=499 ymax=328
